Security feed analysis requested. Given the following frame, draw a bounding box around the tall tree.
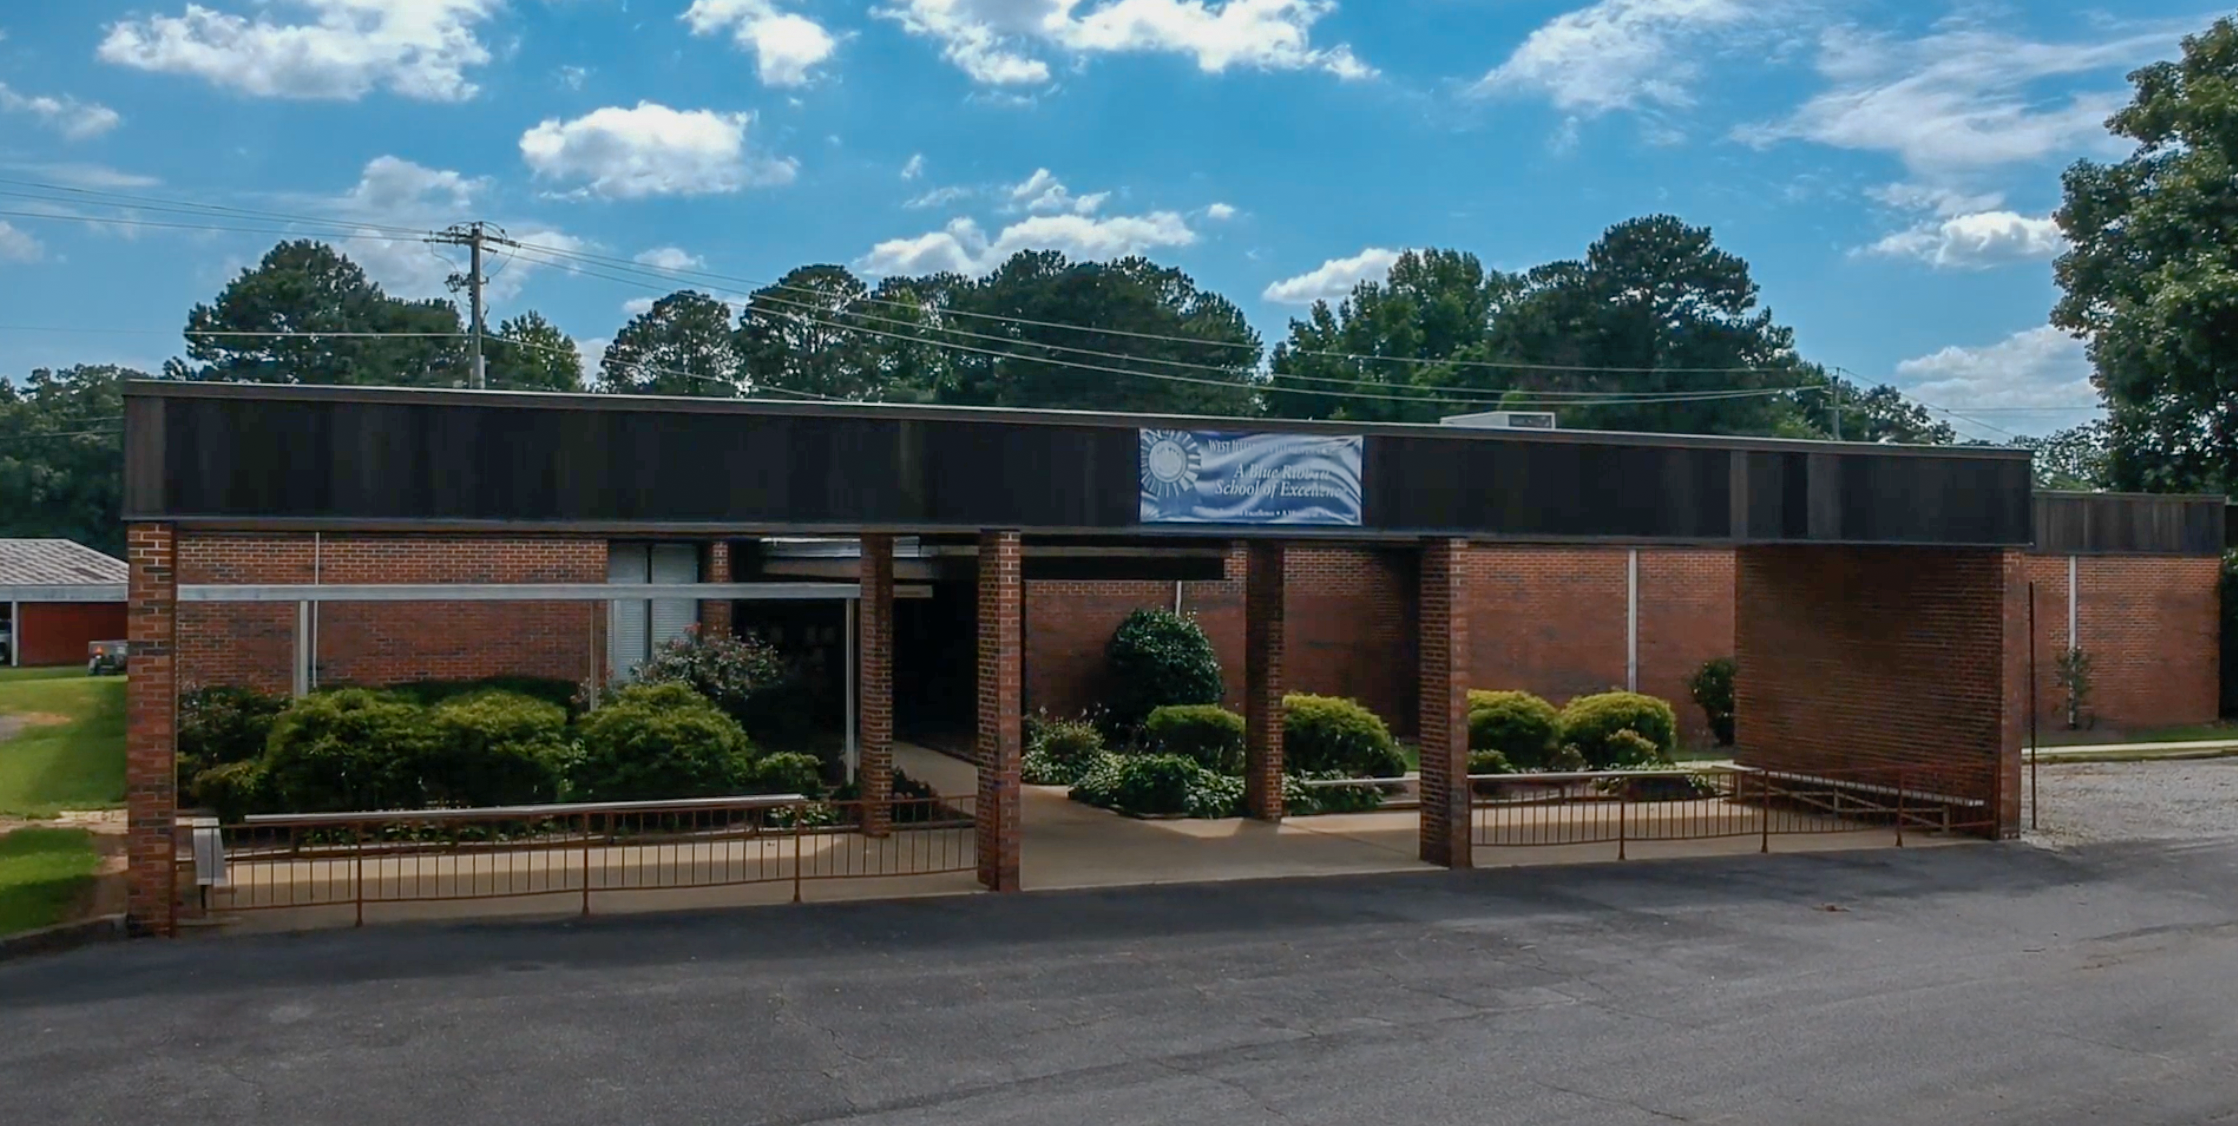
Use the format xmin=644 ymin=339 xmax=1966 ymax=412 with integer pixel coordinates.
xmin=2015 ymin=421 xmax=2111 ymax=490
xmin=932 ymin=252 xmax=1262 ymax=414
xmin=738 ymin=265 xmax=891 ymax=400
xmin=1482 ymin=216 xmax=1812 ymax=435
xmin=174 ymin=240 xmax=466 ymax=386
xmin=597 ymin=291 xmax=741 ymax=396
xmin=487 ymin=311 xmax=583 ymax=392
xmin=2053 ymin=17 xmax=2238 ymax=493
xmin=0 ymin=365 xmax=131 ymax=558
xmin=1265 ymin=250 xmax=1520 ymax=423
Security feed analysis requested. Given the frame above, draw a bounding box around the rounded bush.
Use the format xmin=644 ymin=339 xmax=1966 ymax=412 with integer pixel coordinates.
xmin=1687 ymin=658 xmax=1736 ymax=746
xmin=386 ymin=676 xmax=583 ymax=718
xmin=751 ymin=751 xmax=826 ymax=798
xmin=177 ymin=685 xmax=287 ymax=807
xmin=1282 ymin=694 xmax=1405 ymax=778
xmin=571 ymin=682 xmax=756 ymax=802
xmin=1465 ymin=690 xmax=1560 ymax=771
xmin=1109 ymin=754 xmax=1202 ymax=815
xmin=1105 ymin=609 xmax=1224 ymax=733
xmin=1467 ymin=748 xmax=1514 ymax=777
xmin=1557 ymin=692 xmax=1678 ymax=769
xmin=194 ymin=760 xmax=271 ymax=824
xmin=634 ymin=627 xmax=794 ymax=729
xmin=423 ymin=691 xmax=571 ymax=808
xmin=1031 ymin=716 xmax=1107 ymax=772
xmin=1144 ymin=705 xmax=1245 ymax=773
xmin=264 ymin=689 xmax=439 ymax=812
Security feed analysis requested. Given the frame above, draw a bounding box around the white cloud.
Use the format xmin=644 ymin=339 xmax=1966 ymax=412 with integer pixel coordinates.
xmin=301 ymin=156 xmax=587 ymax=303
xmin=622 ymin=296 xmax=657 ymax=316
xmin=1735 ymin=22 xmax=2176 ymax=176
xmin=519 ymin=102 xmax=797 ymax=199
xmin=861 ymin=210 xmax=1196 ymax=276
xmin=905 ymin=184 xmax=974 ymax=210
xmin=1260 ymin=247 xmax=1401 ymax=305
xmin=1865 ymin=210 xmax=2065 ymax=269
xmin=4 ymin=163 xmax=159 ymax=189
xmin=558 ymin=64 xmax=590 ymax=90
xmin=1474 ymin=0 xmax=1761 ymax=115
xmin=0 ymin=85 xmax=121 ymax=140
xmin=1007 ymin=168 xmax=1106 ymax=215
xmin=0 ymin=221 xmax=45 ymax=263
xmin=633 ymin=246 xmax=705 ymax=271
xmin=1205 ymin=201 xmax=1237 ymax=221
xmin=902 ymin=153 xmax=926 ymax=180
xmin=97 ymin=0 xmax=500 ymax=102
xmin=682 ymin=0 xmax=840 ymax=87
xmin=577 ymin=336 xmax=611 ymax=377
xmin=874 ymin=0 xmax=1370 ymax=86
xmin=1896 ymin=325 xmax=2100 ymax=433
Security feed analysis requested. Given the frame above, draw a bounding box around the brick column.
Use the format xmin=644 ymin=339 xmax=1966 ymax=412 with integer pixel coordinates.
xmin=1243 ymin=541 xmax=1286 ymax=820
xmin=700 ymin=540 xmax=732 ymax=638
xmin=860 ymin=534 xmax=895 ymax=837
xmin=976 ymin=530 xmax=1023 ymax=892
xmin=1998 ymin=549 xmax=2028 ymax=838
xmin=1418 ymin=538 xmax=1471 ymax=868
xmin=125 ymin=523 xmax=179 ymax=936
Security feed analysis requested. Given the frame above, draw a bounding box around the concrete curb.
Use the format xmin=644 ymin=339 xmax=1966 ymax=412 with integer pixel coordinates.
xmin=2027 ymin=746 xmax=2238 ymax=765
xmin=0 ymin=913 xmax=126 ymax=962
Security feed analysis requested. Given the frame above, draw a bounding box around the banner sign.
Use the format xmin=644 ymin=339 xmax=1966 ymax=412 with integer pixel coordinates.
xmin=1138 ymin=429 xmax=1364 ymax=526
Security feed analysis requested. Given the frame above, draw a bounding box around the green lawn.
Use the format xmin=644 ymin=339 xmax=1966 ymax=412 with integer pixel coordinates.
xmin=0 ymin=827 xmax=101 ymax=936
xmin=0 ymin=668 xmax=127 ymax=817
xmin=2036 ymin=720 xmax=2238 ymax=748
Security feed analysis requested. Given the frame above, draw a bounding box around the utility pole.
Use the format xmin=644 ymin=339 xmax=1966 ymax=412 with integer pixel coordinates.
xmin=1830 ymin=367 xmax=1845 ymax=442
xmin=430 ymin=221 xmax=489 ymax=389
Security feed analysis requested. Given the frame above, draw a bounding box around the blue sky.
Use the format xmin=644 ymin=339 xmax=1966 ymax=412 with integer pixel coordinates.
xmin=0 ymin=1 xmax=2210 ymax=438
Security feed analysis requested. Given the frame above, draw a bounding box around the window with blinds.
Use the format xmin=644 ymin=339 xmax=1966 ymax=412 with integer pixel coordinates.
xmin=608 ymin=542 xmax=701 ymax=681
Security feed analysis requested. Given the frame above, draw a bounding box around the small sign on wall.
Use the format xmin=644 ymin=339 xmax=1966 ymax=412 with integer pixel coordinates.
xmin=1138 ymin=429 xmax=1364 ymax=526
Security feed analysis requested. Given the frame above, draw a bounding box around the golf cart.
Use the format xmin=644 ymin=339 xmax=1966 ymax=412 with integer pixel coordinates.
xmin=87 ymin=640 xmax=127 ymax=677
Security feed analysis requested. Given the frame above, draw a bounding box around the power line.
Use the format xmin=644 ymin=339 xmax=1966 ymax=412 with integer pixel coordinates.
xmin=508 ymin=239 xmax=1825 ymax=378
xmin=0 ymin=177 xmax=434 ymax=237
xmin=508 ymin=243 xmax=1817 ymax=410
xmin=0 ymin=208 xmax=427 ymax=243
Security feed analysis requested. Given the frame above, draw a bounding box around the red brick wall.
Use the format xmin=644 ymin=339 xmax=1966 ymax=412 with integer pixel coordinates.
xmin=1285 ymin=546 xmax=1417 ymax=735
xmin=1463 ymin=546 xmax=1628 ymax=704
xmin=1023 ymin=546 xmax=1246 ymax=719
xmin=15 ymin=601 xmax=127 ymax=666
xmin=1734 ymin=546 xmax=2019 ymax=830
xmin=124 ymin=524 xmax=178 ymax=936
xmin=175 ymin=533 xmax=607 ymax=693
xmin=1637 ymin=550 xmax=1735 ymax=745
xmin=2075 ymin=556 xmax=2220 ymax=730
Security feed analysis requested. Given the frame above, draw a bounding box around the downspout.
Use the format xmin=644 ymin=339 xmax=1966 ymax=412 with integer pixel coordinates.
xmin=1625 ymin=549 xmax=1639 ymax=693
xmin=311 ymin=532 xmax=322 ymax=690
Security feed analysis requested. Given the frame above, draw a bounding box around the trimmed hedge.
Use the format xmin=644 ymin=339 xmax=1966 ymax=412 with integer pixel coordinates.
xmin=382 ymin=676 xmax=583 ymax=718
xmin=1465 ymin=690 xmax=1560 ymax=770
xmin=569 ymin=683 xmax=758 ymax=803
xmin=421 ymin=691 xmax=572 ymax=808
xmin=1106 ymin=609 xmax=1224 ymax=734
xmin=263 ymin=689 xmax=439 ymax=813
xmin=1282 ymin=694 xmax=1405 ymax=778
xmin=1687 ymin=658 xmax=1736 ymax=746
xmin=1557 ymin=692 xmax=1678 ymax=768
xmin=177 ymin=685 xmax=288 ymax=807
xmin=1145 ymin=705 xmax=1246 ymax=773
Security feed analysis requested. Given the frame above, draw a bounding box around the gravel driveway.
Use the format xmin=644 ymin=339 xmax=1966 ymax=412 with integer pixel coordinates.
xmin=2026 ymin=759 xmax=2238 ymax=846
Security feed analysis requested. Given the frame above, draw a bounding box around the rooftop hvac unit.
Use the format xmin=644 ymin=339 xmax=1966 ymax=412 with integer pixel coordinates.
xmin=1440 ymin=410 xmax=1558 ymax=431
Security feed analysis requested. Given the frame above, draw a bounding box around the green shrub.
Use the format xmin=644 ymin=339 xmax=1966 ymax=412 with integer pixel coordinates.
xmin=1468 ymin=749 xmax=1514 ymax=777
xmin=1550 ymin=745 xmax=1590 ymax=773
xmin=634 ymin=627 xmax=794 ymax=730
xmin=1108 ymin=754 xmax=1201 ymax=815
xmin=1557 ymin=692 xmax=1678 ymax=769
xmin=1603 ymin=728 xmax=1666 ymax=768
xmin=1105 ymin=608 xmax=1224 ymax=734
xmin=1687 ymin=658 xmax=1736 ymax=746
xmin=1067 ymin=752 xmax=1125 ymax=808
xmin=1022 ymin=748 xmax=1079 ymax=786
xmin=1282 ymin=694 xmax=1405 ymax=778
xmin=177 ymin=685 xmax=287 ymax=807
xmin=751 ymin=751 xmax=826 ymax=798
xmin=1465 ymin=690 xmax=1560 ymax=770
xmin=263 ymin=689 xmax=439 ymax=812
xmin=384 ymin=676 xmax=583 ymax=718
xmin=570 ymin=682 xmax=756 ymax=802
xmin=422 ymin=691 xmax=570 ymax=808
xmin=1031 ymin=715 xmax=1107 ymax=771
xmin=1285 ymin=771 xmax=1386 ymax=814
xmin=1185 ymin=771 xmax=1246 ymax=818
xmin=194 ymin=760 xmax=271 ymax=824
xmin=1144 ymin=705 xmax=1245 ymax=773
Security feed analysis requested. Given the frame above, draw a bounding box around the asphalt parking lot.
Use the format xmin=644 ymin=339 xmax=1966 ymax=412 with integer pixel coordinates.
xmin=6 ymin=831 xmax=2238 ymax=1126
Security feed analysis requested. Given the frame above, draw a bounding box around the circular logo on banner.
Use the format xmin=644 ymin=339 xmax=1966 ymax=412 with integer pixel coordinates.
xmin=1141 ymin=430 xmax=1200 ymax=499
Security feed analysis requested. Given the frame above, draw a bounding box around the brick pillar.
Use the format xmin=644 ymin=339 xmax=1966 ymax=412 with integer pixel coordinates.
xmin=1418 ymin=538 xmax=1471 ymax=868
xmin=1243 ymin=541 xmax=1286 ymax=820
xmin=125 ymin=523 xmax=179 ymax=936
xmin=860 ymin=534 xmax=895 ymax=837
xmin=700 ymin=540 xmax=732 ymax=638
xmin=1998 ymin=549 xmax=2028 ymax=838
xmin=976 ymin=530 xmax=1023 ymax=892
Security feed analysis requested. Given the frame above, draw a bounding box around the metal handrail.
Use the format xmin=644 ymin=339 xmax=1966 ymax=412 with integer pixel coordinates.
xmin=222 ymin=793 xmax=810 ymax=828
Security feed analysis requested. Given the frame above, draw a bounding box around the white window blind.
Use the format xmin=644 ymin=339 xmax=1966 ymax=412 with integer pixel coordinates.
xmin=607 ymin=544 xmax=651 ymax=682
xmin=648 ymin=543 xmax=700 ymax=658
